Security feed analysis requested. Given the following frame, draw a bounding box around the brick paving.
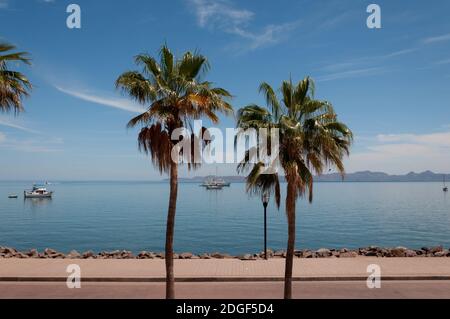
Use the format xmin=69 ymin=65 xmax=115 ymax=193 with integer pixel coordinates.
xmin=1 ymin=257 xmax=450 ymax=281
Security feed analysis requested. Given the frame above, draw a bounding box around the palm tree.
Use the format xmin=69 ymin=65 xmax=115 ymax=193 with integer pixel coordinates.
xmin=116 ymin=45 xmax=233 ymax=299
xmin=0 ymin=42 xmax=32 ymax=113
xmin=237 ymin=77 xmax=352 ymax=299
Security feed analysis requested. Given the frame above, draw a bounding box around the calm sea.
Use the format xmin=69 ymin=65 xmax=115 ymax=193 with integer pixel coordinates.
xmin=1 ymin=181 xmax=449 ymax=254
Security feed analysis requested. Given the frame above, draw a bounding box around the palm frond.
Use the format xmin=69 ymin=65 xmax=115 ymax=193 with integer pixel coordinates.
xmin=0 ymin=43 xmax=32 ymax=114
xmin=115 ymin=71 xmax=156 ymax=104
xmin=134 ymin=54 xmax=161 ymax=77
xmin=259 ymin=82 xmax=281 ymax=119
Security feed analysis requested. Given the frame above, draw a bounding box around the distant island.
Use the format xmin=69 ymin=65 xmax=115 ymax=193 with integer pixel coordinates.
xmin=174 ymin=170 xmax=450 ymax=183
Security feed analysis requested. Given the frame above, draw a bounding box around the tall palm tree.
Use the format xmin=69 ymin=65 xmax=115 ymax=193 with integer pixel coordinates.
xmin=0 ymin=42 xmax=32 ymax=113
xmin=237 ymin=77 xmax=352 ymax=299
xmin=116 ymin=45 xmax=233 ymax=299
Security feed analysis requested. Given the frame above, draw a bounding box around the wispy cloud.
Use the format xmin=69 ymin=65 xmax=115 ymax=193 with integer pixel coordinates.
xmin=317 ymin=67 xmax=385 ymax=82
xmin=436 ymin=58 xmax=450 ymax=65
xmin=317 ymin=29 xmax=450 ymax=81
xmin=316 ymin=47 xmax=416 ymax=82
xmin=227 ymin=21 xmax=301 ymax=52
xmin=422 ymin=32 xmax=450 ymax=44
xmin=187 ymin=0 xmax=301 ymax=51
xmin=190 ymin=0 xmax=253 ymax=28
xmin=55 ymin=86 xmax=144 ymax=113
xmin=380 ymin=48 xmax=418 ymax=59
xmin=0 ymin=116 xmax=40 ymax=134
xmin=0 ymin=0 xmax=7 ymax=9
xmin=0 ymin=133 xmax=63 ymax=153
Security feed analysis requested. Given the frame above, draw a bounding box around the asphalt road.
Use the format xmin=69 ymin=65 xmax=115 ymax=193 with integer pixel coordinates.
xmin=1 ymin=281 xmax=450 ymax=299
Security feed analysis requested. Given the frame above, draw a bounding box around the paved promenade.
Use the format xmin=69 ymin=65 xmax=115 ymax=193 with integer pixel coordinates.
xmin=1 ymin=257 xmax=450 ymax=281
xmin=2 ymin=281 xmax=450 ymax=299
xmin=1 ymin=258 xmax=450 ymax=298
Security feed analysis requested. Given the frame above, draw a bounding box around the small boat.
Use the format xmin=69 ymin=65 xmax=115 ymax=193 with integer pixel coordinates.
xmin=444 ymin=176 xmax=448 ymax=192
xmin=8 ymin=194 xmax=18 ymax=199
xmin=200 ymin=169 xmax=230 ymax=189
xmin=24 ymin=184 xmax=53 ymax=198
xmin=214 ymin=178 xmax=230 ymax=187
xmin=200 ymin=176 xmax=214 ymax=187
xmin=201 ymin=177 xmax=227 ymax=190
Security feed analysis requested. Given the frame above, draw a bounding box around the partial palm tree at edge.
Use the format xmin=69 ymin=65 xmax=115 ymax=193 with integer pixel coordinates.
xmin=0 ymin=42 xmax=32 ymax=114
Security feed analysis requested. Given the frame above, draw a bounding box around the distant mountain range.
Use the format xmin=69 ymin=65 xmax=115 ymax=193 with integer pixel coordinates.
xmin=174 ymin=171 xmax=450 ymax=183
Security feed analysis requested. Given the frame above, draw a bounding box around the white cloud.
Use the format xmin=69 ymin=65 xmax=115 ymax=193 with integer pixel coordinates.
xmin=187 ymin=0 xmax=300 ymax=51
xmin=0 ymin=116 xmax=40 ymax=133
xmin=55 ymin=86 xmax=144 ymax=114
xmin=228 ymin=21 xmax=301 ymax=52
xmin=189 ymin=0 xmax=253 ymax=28
xmin=377 ymin=132 xmax=450 ymax=147
xmin=346 ymin=131 xmax=450 ymax=174
xmin=423 ymin=32 xmax=450 ymax=44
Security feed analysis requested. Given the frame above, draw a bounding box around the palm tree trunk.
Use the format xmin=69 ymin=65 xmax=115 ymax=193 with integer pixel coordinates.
xmin=165 ymin=162 xmax=178 ymax=299
xmin=284 ymin=180 xmax=296 ymax=299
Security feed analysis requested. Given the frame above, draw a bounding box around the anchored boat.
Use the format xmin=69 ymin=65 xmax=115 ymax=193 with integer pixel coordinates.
xmin=24 ymin=184 xmax=53 ymax=198
xmin=201 ymin=177 xmax=231 ymax=190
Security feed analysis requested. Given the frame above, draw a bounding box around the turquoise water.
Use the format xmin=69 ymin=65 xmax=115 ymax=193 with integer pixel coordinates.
xmin=0 ymin=181 xmax=449 ymax=254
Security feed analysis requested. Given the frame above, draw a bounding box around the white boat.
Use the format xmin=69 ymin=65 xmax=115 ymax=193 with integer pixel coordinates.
xmin=201 ymin=177 xmax=228 ymax=189
xmin=200 ymin=176 xmax=214 ymax=187
xmin=214 ymin=177 xmax=230 ymax=187
xmin=24 ymin=184 xmax=53 ymax=198
xmin=200 ymin=174 xmax=230 ymax=188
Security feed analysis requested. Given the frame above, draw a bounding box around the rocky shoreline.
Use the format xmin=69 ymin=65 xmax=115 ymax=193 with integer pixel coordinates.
xmin=1 ymin=246 xmax=450 ymax=260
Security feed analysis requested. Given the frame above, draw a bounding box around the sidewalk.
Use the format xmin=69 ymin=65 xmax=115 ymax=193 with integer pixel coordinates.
xmin=1 ymin=257 xmax=450 ymax=282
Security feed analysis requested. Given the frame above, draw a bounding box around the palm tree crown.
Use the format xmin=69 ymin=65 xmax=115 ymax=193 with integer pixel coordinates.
xmin=0 ymin=42 xmax=32 ymax=114
xmin=116 ymin=45 xmax=233 ymax=170
xmin=237 ymin=76 xmax=352 ymax=203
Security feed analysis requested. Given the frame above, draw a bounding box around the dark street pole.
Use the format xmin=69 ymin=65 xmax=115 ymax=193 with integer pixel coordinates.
xmin=263 ymin=201 xmax=268 ymax=260
xmin=261 ymin=192 xmax=269 ymax=260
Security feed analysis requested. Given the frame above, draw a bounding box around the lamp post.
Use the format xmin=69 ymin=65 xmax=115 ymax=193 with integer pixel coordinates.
xmin=261 ymin=192 xmax=270 ymax=260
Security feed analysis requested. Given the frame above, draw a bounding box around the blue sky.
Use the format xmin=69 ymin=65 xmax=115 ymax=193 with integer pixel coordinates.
xmin=1 ymin=0 xmax=450 ymax=180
